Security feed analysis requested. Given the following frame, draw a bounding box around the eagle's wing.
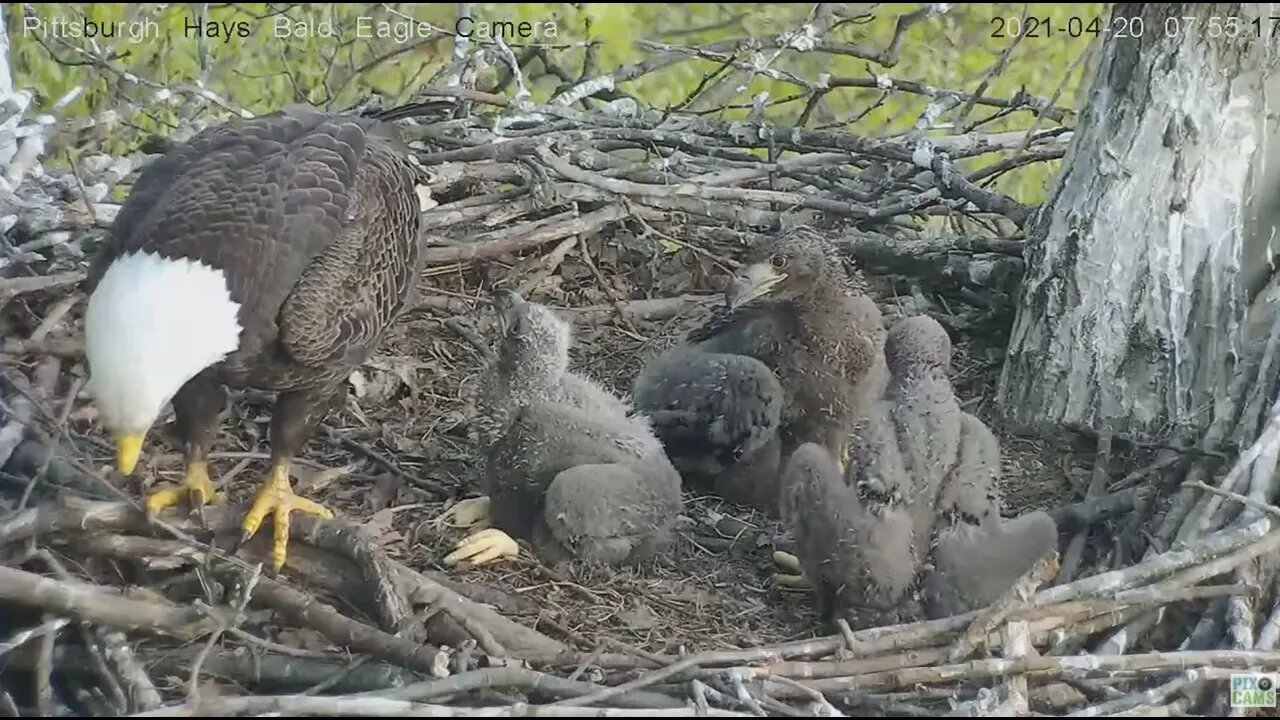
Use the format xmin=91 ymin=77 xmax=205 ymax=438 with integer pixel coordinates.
xmin=276 ymin=140 xmax=424 ymax=370
xmin=684 ymin=303 xmax=740 ymax=345
xmin=684 ymin=304 xmax=786 ymax=362
xmin=90 ymin=110 xmax=385 ymax=358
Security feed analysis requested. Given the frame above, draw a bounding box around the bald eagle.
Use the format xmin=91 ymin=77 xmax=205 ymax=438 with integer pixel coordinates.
xmin=82 ymin=107 xmax=427 ymax=571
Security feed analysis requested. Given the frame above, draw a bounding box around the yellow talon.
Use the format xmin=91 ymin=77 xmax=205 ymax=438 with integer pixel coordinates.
xmin=240 ymin=460 xmax=334 ymax=572
xmin=439 ymin=496 xmax=492 ymax=530
xmin=773 ymin=550 xmax=803 ymax=574
xmin=443 ymin=527 xmax=519 ymax=567
xmin=145 ymin=460 xmax=221 ymax=516
xmin=772 ymin=550 xmax=812 ymax=589
xmin=773 ymin=572 xmax=813 ymax=589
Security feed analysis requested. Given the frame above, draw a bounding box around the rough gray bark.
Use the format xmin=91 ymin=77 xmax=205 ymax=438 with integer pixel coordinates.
xmin=996 ymin=2 xmax=1280 ymax=446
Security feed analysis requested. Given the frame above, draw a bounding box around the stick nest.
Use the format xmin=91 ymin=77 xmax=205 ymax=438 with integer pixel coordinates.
xmin=3 ymin=12 xmax=1280 ymax=716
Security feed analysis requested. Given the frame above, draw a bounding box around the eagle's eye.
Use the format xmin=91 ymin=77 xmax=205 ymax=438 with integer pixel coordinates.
xmin=770 ymin=254 xmax=788 ymax=270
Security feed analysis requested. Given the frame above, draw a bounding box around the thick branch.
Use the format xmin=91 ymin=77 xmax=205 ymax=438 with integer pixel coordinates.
xmin=0 ymin=565 xmax=216 ymax=640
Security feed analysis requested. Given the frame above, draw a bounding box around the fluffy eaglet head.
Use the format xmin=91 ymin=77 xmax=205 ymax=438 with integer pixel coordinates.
xmin=724 ymin=228 xmax=845 ymax=310
xmin=492 ymin=288 xmax=571 ymax=382
xmin=885 ymin=315 xmax=952 ymax=377
xmin=84 ymin=251 xmax=244 ymax=474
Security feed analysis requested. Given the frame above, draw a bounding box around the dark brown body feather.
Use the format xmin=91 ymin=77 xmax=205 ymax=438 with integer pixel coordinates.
xmin=87 ymin=107 xmax=425 ymax=466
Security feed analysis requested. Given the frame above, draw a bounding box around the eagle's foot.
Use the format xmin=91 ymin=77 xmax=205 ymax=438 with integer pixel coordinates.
xmin=239 ymin=461 xmax=334 ymax=572
xmin=443 ymin=527 xmax=519 ymax=567
xmin=772 ymin=550 xmax=813 ymax=590
xmin=145 ymin=461 xmax=221 ymax=517
xmin=438 ymin=496 xmax=492 ymax=530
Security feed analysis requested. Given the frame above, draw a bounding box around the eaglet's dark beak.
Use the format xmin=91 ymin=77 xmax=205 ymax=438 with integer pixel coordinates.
xmin=491 ymin=288 xmax=525 ymax=333
xmin=725 ymin=262 xmax=788 ymax=309
xmin=490 ymin=287 xmax=527 ymax=310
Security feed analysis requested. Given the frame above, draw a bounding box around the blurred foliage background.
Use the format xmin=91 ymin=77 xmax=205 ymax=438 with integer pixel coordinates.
xmin=6 ymin=3 xmax=1105 ymax=205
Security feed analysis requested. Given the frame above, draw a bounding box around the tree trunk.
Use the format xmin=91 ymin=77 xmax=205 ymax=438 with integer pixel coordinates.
xmin=996 ymin=2 xmax=1280 ymax=447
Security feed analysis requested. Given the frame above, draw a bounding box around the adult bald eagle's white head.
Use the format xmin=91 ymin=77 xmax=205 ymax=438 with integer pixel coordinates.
xmin=83 ymin=249 xmax=244 ymax=474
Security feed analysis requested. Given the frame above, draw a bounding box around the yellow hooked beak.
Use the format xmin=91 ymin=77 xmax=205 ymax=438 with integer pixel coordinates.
xmin=115 ymin=433 xmax=145 ymax=476
xmin=726 ymin=263 xmax=788 ymax=309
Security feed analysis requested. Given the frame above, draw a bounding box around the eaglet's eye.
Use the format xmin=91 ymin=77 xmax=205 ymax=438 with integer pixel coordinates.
xmin=770 ymin=254 xmax=788 ymax=270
